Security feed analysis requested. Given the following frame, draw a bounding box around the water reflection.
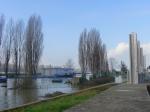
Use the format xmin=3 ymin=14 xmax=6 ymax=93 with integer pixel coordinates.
xmin=0 ymin=78 xmax=78 ymax=111
xmin=0 ymin=76 xmax=126 ymax=110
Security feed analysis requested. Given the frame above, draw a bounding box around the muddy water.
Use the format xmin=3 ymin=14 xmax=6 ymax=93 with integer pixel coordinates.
xmin=0 ymin=78 xmax=78 ymax=111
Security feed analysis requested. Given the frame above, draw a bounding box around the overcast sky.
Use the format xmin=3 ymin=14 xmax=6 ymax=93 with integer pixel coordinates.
xmin=0 ymin=0 xmax=150 ymax=68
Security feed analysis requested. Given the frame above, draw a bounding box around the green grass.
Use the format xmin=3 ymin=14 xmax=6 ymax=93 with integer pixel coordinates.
xmin=6 ymin=84 xmax=113 ymax=112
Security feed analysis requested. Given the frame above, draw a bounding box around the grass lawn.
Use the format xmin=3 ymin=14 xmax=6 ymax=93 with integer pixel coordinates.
xmin=5 ymin=84 xmax=114 ymax=112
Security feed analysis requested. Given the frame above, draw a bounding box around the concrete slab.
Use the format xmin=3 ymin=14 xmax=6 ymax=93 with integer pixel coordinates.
xmin=65 ymin=84 xmax=150 ymax=112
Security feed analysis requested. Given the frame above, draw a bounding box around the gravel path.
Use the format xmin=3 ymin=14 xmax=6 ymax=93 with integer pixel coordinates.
xmin=65 ymin=84 xmax=150 ymax=112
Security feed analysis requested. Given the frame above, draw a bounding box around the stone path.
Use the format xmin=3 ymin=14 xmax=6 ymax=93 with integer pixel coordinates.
xmin=65 ymin=84 xmax=150 ymax=112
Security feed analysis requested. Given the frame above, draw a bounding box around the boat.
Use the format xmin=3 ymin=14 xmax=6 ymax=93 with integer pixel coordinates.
xmin=52 ymin=78 xmax=63 ymax=83
xmin=0 ymin=76 xmax=7 ymax=83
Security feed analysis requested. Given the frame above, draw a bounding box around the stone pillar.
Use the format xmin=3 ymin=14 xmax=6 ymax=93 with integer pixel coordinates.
xmin=137 ymin=41 xmax=141 ymax=73
xmin=140 ymin=48 xmax=144 ymax=72
xmin=143 ymin=55 xmax=146 ymax=70
xmin=129 ymin=32 xmax=138 ymax=84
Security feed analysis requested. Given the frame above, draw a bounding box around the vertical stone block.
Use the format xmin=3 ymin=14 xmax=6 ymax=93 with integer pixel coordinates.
xmin=129 ymin=32 xmax=138 ymax=84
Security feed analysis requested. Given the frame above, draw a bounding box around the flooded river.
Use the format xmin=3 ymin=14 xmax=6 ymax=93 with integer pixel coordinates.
xmin=0 ymin=76 xmax=125 ymax=111
xmin=0 ymin=78 xmax=78 ymax=111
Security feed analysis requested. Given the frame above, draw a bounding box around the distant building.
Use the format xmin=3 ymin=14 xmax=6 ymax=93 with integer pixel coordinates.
xmin=39 ymin=66 xmax=75 ymax=76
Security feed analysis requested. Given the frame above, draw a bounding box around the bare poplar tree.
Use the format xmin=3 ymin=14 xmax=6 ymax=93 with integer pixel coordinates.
xmin=12 ymin=20 xmax=24 ymax=75
xmin=0 ymin=15 xmax=5 ymax=46
xmin=120 ymin=61 xmax=128 ymax=77
xmin=3 ymin=19 xmax=14 ymax=76
xmin=79 ymin=29 xmax=88 ymax=80
xmin=79 ymin=28 xmax=109 ymax=79
xmin=18 ymin=21 xmax=25 ymax=75
xmin=65 ymin=59 xmax=74 ymax=68
xmin=0 ymin=15 xmax=5 ymax=67
xmin=101 ymin=44 xmax=108 ymax=72
xmin=109 ymin=57 xmax=117 ymax=72
xmin=87 ymin=29 xmax=102 ymax=78
xmin=24 ymin=15 xmax=43 ymax=75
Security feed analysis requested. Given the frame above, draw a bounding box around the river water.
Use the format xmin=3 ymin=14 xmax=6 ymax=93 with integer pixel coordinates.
xmin=0 ymin=78 xmax=78 ymax=111
xmin=0 ymin=76 xmax=124 ymax=111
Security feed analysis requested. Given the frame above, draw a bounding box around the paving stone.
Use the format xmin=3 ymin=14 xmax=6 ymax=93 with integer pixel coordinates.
xmin=65 ymin=84 xmax=150 ymax=112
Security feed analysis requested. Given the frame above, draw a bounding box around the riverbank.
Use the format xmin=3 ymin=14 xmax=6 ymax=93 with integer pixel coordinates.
xmin=1 ymin=83 xmax=115 ymax=112
xmin=78 ymin=76 xmax=115 ymax=89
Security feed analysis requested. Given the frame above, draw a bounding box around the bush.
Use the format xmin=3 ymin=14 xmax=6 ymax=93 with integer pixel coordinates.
xmin=79 ymin=76 xmax=115 ymax=89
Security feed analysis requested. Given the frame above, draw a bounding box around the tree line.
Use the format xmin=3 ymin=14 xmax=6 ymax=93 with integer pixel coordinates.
xmin=79 ymin=28 xmax=109 ymax=80
xmin=0 ymin=14 xmax=43 ymax=76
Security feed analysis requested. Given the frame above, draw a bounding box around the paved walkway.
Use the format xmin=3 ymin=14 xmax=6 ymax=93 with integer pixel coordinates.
xmin=65 ymin=84 xmax=150 ymax=112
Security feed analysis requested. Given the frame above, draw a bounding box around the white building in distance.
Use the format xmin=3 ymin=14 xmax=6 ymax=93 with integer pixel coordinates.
xmin=39 ymin=66 xmax=75 ymax=76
